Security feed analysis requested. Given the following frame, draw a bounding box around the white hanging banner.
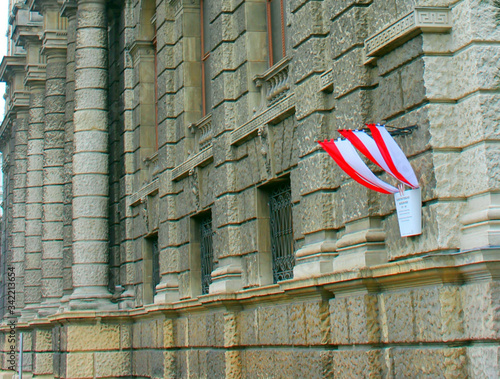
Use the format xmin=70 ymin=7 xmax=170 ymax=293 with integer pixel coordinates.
xmin=394 ymin=187 xmax=422 ymax=237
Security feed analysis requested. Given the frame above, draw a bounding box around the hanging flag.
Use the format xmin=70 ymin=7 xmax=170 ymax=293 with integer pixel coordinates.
xmin=368 ymin=124 xmax=419 ymax=188
xmin=319 ymin=139 xmax=399 ymax=194
xmin=338 ymin=129 xmax=396 ymax=177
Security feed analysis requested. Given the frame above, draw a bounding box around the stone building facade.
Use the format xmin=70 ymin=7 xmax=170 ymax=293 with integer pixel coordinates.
xmin=0 ymin=0 xmax=499 ymax=377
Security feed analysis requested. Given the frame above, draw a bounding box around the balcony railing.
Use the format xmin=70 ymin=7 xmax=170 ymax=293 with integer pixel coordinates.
xmin=254 ymin=56 xmax=291 ymax=109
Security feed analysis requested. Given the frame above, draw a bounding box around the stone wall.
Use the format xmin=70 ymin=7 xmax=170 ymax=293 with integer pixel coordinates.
xmin=0 ymin=0 xmax=498 ymax=377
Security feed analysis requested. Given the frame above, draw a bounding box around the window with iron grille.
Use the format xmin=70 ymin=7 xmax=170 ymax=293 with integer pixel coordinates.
xmin=269 ymin=181 xmax=294 ymax=282
xmin=199 ymin=214 xmax=215 ymax=295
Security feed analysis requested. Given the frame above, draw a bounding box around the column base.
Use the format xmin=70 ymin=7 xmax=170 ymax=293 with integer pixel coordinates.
xmin=334 ymin=217 xmax=386 ymax=272
xmin=209 ymin=257 xmax=243 ymax=294
xmin=294 ymin=240 xmax=337 ymax=279
xmin=20 ymin=304 xmax=41 ymax=322
xmin=461 ymin=192 xmax=500 ymax=251
xmin=37 ymin=299 xmax=61 ymax=317
xmin=154 ymin=275 xmax=180 ymax=304
xmin=69 ymin=287 xmax=118 ymax=311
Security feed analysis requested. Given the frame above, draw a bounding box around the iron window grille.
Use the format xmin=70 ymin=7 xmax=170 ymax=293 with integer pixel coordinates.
xmin=269 ymin=182 xmax=295 ymax=283
xmin=200 ymin=215 xmax=215 ymax=295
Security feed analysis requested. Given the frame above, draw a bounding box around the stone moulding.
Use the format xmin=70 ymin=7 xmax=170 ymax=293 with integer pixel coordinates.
xmin=319 ymin=69 xmax=333 ymax=93
xmin=230 ymin=92 xmax=296 ymax=146
xmin=129 ymin=178 xmax=159 ymax=207
xmin=364 ymin=6 xmax=451 ymax=64
xmin=188 ymin=113 xmax=213 ymax=151
xmin=172 ymin=145 xmax=214 ymax=181
xmin=254 ymin=56 xmax=292 ymax=106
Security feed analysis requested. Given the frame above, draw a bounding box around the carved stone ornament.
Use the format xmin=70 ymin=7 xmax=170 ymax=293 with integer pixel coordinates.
xmin=258 ymin=126 xmax=271 ymax=177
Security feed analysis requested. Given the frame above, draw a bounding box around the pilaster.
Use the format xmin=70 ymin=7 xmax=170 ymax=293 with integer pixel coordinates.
xmin=0 ymin=54 xmax=30 ymax=315
xmin=38 ymin=0 xmax=68 ymax=316
xmin=22 ymin=64 xmax=46 ymax=320
xmin=20 ymin=32 xmax=47 ymax=319
xmin=60 ymin=0 xmax=77 ymax=311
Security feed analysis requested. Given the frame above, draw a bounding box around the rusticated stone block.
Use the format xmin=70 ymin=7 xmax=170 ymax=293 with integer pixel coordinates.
xmin=330 ymin=6 xmax=368 ymax=59
xmin=197 ymin=349 xmax=225 ymax=378
xmin=439 ymin=285 xmax=464 ymax=342
xmin=330 ymin=297 xmax=349 ymax=345
xmin=33 ymin=329 xmax=52 ymax=352
xmin=330 ymin=294 xmax=380 ymax=345
xmin=379 ymin=290 xmax=415 ymax=343
xmin=462 ymin=281 xmax=500 ymax=340
xmin=288 ymin=303 xmax=307 ymax=345
xmin=291 ymin=1 xmax=328 ymax=48
xmin=95 ymin=351 xmax=131 ymax=377
xmin=298 ymin=191 xmax=337 ymax=235
xmin=413 ymin=287 xmax=442 ymax=342
xmin=208 ymin=312 xmax=224 ymax=347
xmin=391 ymin=347 xmax=466 ymax=378
xmin=188 ymin=313 xmax=208 ymax=347
xmin=33 ymin=352 xmax=53 ymax=375
xmin=238 ymin=308 xmax=258 ymax=346
xmin=333 ymin=349 xmax=383 ymax=378
xmin=258 ymin=304 xmax=289 ymax=345
xmin=66 ymin=323 xmax=120 ymax=351
xmin=225 ymin=350 xmax=242 ymax=379
xmin=467 ymin=345 xmax=499 ymax=378
xmin=385 ymin=201 xmax=465 ymax=261
xmin=132 ymin=349 xmax=150 ymax=377
xmin=120 ymin=324 xmax=132 ymax=349
xmin=66 ymin=352 xmax=94 ymax=379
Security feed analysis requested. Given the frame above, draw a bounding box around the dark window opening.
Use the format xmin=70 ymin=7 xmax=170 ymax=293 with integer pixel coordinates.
xmin=266 ymin=0 xmax=287 ymax=67
xmin=199 ymin=214 xmax=214 ymax=294
xmin=269 ymin=180 xmax=294 ymax=282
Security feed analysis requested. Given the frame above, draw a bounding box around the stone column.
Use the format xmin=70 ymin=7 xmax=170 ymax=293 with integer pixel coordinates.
xmin=69 ymin=0 xmax=115 ymax=310
xmin=23 ymin=69 xmax=47 ymax=318
xmin=61 ymin=0 xmax=77 ymax=310
xmin=38 ymin=4 xmax=68 ymax=316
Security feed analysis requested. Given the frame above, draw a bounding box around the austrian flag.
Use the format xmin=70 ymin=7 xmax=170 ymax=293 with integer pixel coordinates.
xmin=318 ymin=124 xmax=419 ymax=193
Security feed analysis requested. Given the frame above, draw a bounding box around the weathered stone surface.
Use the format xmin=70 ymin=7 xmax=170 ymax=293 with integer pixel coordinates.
xmin=66 ymin=323 xmax=120 ymax=351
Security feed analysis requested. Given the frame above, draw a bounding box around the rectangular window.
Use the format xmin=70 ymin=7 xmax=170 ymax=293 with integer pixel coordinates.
xmin=269 ymin=180 xmax=294 ymax=282
xmin=199 ymin=213 xmax=214 ymax=294
xmin=151 ymin=236 xmax=160 ymax=295
xmin=200 ymin=0 xmax=212 ymax=115
xmin=266 ymin=0 xmax=287 ymax=67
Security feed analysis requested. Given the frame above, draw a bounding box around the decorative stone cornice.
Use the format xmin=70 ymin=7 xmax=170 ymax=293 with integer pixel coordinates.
xmin=24 ymin=63 xmax=47 ymax=86
xmin=0 ymin=55 xmax=26 ymax=83
xmin=9 ymin=1 xmax=27 ymax=25
xmin=364 ymin=6 xmax=452 ymax=65
xmin=169 ymin=0 xmax=199 ymax=16
xmin=60 ymin=0 xmax=77 ymax=18
xmin=128 ymin=40 xmax=155 ymax=65
xmin=128 ymin=178 xmax=160 ymax=207
xmin=0 ymin=115 xmax=13 ymax=146
xmin=172 ymin=145 xmax=213 ymax=181
xmin=41 ymin=29 xmax=68 ymax=55
xmin=188 ymin=113 xmax=213 ymax=151
xmin=0 ymin=55 xmax=30 ymax=114
xmin=10 ymin=7 xmax=43 ymax=47
xmin=230 ymin=92 xmax=296 ymax=146
xmin=319 ymin=69 xmax=333 ymax=93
